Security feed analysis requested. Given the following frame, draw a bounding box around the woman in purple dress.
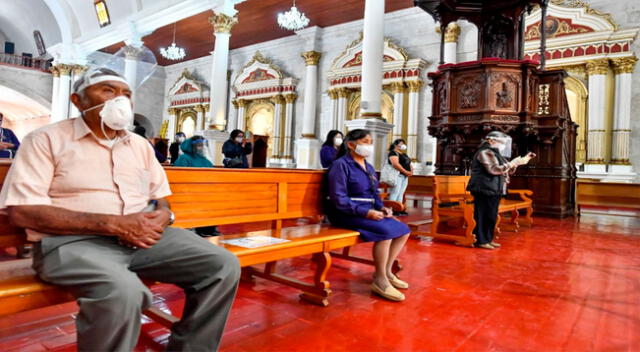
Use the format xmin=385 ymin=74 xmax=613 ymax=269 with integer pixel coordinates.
xmin=326 ymin=129 xmax=411 ymax=302
xmin=320 ymin=130 xmax=343 ymax=169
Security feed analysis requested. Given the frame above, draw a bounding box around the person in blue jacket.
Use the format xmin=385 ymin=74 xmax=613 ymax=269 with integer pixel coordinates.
xmin=222 ymin=129 xmax=252 ymax=168
xmin=0 ymin=112 xmax=20 ymax=159
xmin=320 ymin=130 xmax=343 ymax=169
xmin=326 ymin=129 xmax=411 ymax=302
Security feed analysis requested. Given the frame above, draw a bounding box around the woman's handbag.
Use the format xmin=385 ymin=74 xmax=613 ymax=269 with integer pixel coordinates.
xmin=224 ymin=157 xmax=244 ymax=168
xmin=380 ymin=162 xmax=400 ymax=187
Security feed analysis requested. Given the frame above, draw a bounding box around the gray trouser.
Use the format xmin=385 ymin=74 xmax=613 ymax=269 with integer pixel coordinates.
xmin=32 ymin=227 xmax=241 ymax=352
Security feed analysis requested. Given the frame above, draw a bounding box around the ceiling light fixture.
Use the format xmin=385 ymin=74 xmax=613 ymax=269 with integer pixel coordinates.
xmin=277 ymin=0 xmax=310 ymax=31
xmin=160 ymin=23 xmax=186 ymax=61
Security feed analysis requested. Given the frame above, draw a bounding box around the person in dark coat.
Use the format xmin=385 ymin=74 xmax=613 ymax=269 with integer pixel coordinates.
xmin=0 ymin=112 xmax=20 ymax=159
xmin=320 ymin=130 xmax=343 ymax=169
xmin=133 ymin=125 xmax=166 ymax=163
xmin=222 ymin=129 xmax=252 ymax=168
xmin=467 ymin=131 xmax=534 ymax=249
xmin=169 ymin=132 xmax=186 ymax=165
xmin=326 ymin=129 xmax=411 ymax=302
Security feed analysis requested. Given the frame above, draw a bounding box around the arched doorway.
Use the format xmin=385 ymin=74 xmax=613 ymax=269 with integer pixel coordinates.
xmin=246 ymin=100 xmax=275 ymax=158
xmin=176 ymin=110 xmax=197 ymax=138
xmin=346 ymin=90 xmax=396 ymax=139
xmin=564 ymin=76 xmax=588 ymax=164
xmin=0 ymin=85 xmax=50 ymax=140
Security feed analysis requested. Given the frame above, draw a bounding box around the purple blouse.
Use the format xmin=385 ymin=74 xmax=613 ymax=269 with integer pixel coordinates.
xmin=327 ymin=153 xmax=384 ymax=217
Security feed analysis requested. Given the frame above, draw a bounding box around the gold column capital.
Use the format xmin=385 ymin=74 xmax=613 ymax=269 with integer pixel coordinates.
xmin=55 ymin=64 xmax=73 ymax=76
xmin=301 ymin=51 xmax=322 ymax=66
xmin=406 ymin=80 xmax=423 ymax=93
xmin=122 ymin=45 xmax=143 ymax=60
xmin=444 ymin=22 xmax=461 ymax=43
xmin=585 ymin=59 xmax=609 ymax=76
xmin=327 ymin=89 xmax=338 ymax=100
xmin=271 ymin=94 xmax=285 ymax=104
xmin=237 ymin=99 xmax=248 ymax=108
xmin=284 ymin=93 xmax=298 ymax=104
xmin=337 ymin=87 xmax=351 ymax=98
xmin=167 ymin=107 xmax=177 ymax=115
xmin=204 ymin=104 xmax=210 ymax=112
xmin=193 ymin=104 xmax=205 ymax=113
xmin=231 ymin=100 xmax=238 ymax=109
xmin=209 ymin=13 xmax=238 ymax=34
xmin=72 ymin=64 xmax=88 ymax=76
xmin=50 ymin=66 xmax=60 ymax=77
xmin=611 ymin=56 xmax=638 ymax=74
xmin=390 ymin=82 xmax=406 ymax=94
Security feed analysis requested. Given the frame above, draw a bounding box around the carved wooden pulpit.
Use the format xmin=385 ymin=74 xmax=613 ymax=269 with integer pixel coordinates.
xmin=416 ymin=0 xmax=577 ymax=218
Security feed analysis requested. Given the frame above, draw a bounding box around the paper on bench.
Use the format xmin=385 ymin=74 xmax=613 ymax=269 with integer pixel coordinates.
xmin=220 ymin=236 xmax=290 ymax=248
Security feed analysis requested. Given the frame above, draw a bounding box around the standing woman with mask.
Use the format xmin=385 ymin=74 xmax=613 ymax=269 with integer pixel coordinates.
xmin=467 ymin=131 xmax=534 ymax=249
xmin=326 ymin=129 xmax=411 ymax=302
xmin=320 ymin=130 xmax=344 ymax=169
xmin=222 ymin=129 xmax=252 ymax=168
xmin=386 ymin=139 xmax=413 ymax=213
xmin=169 ymin=132 xmax=186 ymax=165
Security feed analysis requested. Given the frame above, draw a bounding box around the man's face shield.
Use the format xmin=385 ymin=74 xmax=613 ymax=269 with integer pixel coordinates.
xmin=489 ymin=135 xmax=513 ymax=158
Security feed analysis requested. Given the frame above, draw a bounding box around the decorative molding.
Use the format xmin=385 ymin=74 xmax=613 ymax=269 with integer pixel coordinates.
xmin=327 ymin=89 xmax=339 ymax=100
xmin=549 ymin=0 xmax=618 ymax=31
xmin=611 ymin=56 xmax=638 ymax=74
xmin=233 ymin=51 xmax=297 ymax=100
xmin=50 ymin=66 xmax=60 ymax=77
xmin=72 ymin=65 xmax=88 ymax=76
xmin=209 ymin=13 xmax=238 ymax=34
xmin=301 ymin=51 xmax=321 ymax=66
xmin=585 ymin=59 xmax=609 ymax=75
xmin=237 ymin=99 xmax=248 ymax=108
xmin=407 ymin=80 xmax=423 ymax=93
xmin=270 ymin=95 xmax=285 ymax=104
xmin=55 ymin=64 xmax=73 ymax=76
xmin=284 ymin=93 xmax=298 ymax=104
xmin=444 ymin=23 xmax=461 ymax=43
xmin=389 ymin=82 xmax=406 ymax=94
xmin=552 ymin=64 xmax=587 ymax=79
xmin=337 ymin=87 xmax=351 ymax=98
xmin=537 ymin=84 xmax=551 ymax=115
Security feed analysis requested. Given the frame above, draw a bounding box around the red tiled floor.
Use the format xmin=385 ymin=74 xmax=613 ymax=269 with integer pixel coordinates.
xmin=1 ymin=209 xmax=639 ymax=351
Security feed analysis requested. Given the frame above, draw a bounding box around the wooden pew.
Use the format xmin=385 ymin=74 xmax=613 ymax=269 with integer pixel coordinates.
xmin=576 ymin=180 xmax=640 ymax=215
xmin=411 ymin=175 xmax=533 ymax=246
xmin=0 ymin=162 xmax=393 ymax=328
xmin=404 ymin=175 xmax=435 ymax=208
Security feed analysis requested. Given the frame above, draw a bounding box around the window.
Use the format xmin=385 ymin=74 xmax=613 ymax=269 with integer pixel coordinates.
xmin=94 ymin=0 xmax=111 ymax=28
xmin=33 ymin=30 xmax=46 ymax=56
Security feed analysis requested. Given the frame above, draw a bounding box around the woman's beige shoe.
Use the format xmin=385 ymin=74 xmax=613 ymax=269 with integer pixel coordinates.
xmin=371 ymin=283 xmax=405 ymax=302
xmin=477 ymin=243 xmax=495 ymax=250
xmin=388 ymin=273 xmax=409 ymax=289
xmin=490 ymin=242 xmax=501 ymax=247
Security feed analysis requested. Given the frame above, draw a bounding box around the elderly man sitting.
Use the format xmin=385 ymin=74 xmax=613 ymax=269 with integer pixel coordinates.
xmin=0 ymin=68 xmax=240 ymax=351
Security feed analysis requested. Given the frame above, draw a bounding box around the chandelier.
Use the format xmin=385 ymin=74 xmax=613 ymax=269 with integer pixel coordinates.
xmin=277 ymin=0 xmax=310 ymax=31
xmin=160 ymin=23 xmax=186 ymax=61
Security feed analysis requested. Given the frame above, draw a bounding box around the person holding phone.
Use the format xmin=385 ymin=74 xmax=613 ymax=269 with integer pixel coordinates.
xmin=222 ymin=129 xmax=252 ymax=168
xmin=326 ymin=129 xmax=411 ymax=302
xmin=467 ymin=131 xmax=535 ymax=250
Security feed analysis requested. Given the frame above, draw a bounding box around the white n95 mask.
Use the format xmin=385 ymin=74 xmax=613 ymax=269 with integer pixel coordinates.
xmin=355 ymin=144 xmax=374 ymax=158
xmin=84 ymin=96 xmax=134 ymax=131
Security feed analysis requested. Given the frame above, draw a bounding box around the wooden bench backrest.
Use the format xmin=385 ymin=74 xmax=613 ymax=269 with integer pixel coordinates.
xmin=432 ymin=175 xmax=470 ymax=204
xmin=165 ymin=167 xmax=325 ymax=228
xmin=576 ymin=180 xmax=640 ymax=210
xmin=406 ymin=175 xmax=435 ymax=195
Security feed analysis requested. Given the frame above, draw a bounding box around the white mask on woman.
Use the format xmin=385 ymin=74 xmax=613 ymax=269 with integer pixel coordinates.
xmin=355 ymin=144 xmax=374 ymax=158
xmin=235 ymin=137 xmax=244 ymax=143
xmin=84 ymin=96 xmax=134 ymax=131
xmin=399 ymin=144 xmax=407 ymax=151
xmin=334 ymin=137 xmax=343 ymax=147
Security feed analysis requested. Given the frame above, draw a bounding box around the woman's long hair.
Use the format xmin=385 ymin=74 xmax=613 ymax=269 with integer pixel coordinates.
xmin=336 ymin=129 xmax=371 ymax=159
xmin=322 ymin=130 xmax=344 ymax=147
xmin=388 ymin=138 xmax=406 ymax=152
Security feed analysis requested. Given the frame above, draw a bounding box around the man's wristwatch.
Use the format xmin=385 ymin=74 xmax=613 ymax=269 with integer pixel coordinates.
xmin=168 ymin=210 xmax=175 ymax=225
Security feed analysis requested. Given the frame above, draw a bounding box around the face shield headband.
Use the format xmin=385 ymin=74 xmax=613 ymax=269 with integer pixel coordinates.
xmin=489 ymin=136 xmax=513 ymax=158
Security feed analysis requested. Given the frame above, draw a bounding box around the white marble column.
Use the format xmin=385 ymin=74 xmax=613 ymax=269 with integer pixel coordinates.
xmin=337 ymin=88 xmax=350 ymax=131
xmin=208 ymin=14 xmax=238 ymax=130
xmin=167 ymin=108 xmax=177 ymax=142
xmin=406 ymin=80 xmax=423 ymax=161
xmin=236 ymin=99 xmax=247 ymax=131
xmin=57 ymin=64 xmax=72 ymax=121
xmin=300 ymin=51 xmax=321 ymax=138
xmin=328 ymin=89 xmax=339 ymax=130
xmin=194 ymin=105 xmax=205 ymax=131
xmin=270 ymin=95 xmax=285 ymax=163
xmin=584 ymin=59 xmax=609 ymax=173
xmin=69 ymin=65 xmax=86 ymax=118
xmin=50 ymin=67 xmax=60 ymax=122
xmin=359 ymin=0 xmax=385 ymax=119
xmin=443 ymin=22 xmax=460 ymax=64
xmin=283 ymin=93 xmax=297 ymax=164
xmin=345 ymin=119 xmax=393 ymax=170
xmin=390 ymin=82 xmax=405 ymax=141
xmin=610 ymin=56 xmax=638 ymax=175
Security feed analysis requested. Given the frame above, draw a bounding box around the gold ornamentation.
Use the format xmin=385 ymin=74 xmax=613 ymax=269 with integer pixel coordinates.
xmin=159 ymin=120 xmax=169 ymax=139
xmin=327 ymin=89 xmax=338 ymax=100
xmin=241 ymin=51 xmax=283 ymax=78
xmin=193 ymin=104 xmax=204 ymax=113
xmin=553 ymin=64 xmax=587 ymax=79
xmin=301 ymin=133 xmax=316 ymax=138
xmin=553 ymin=0 xmax=619 ymax=31
xmin=389 ymin=82 xmax=406 ymax=94
xmin=331 ymin=32 xmax=409 ymax=68
xmin=337 ymin=87 xmax=351 ymax=98
xmin=284 ymin=94 xmax=298 ymax=104
xmin=301 ymin=51 xmax=321 ymax=66
xmin=56 ymin=64 xmax=73 ymax=76
xmin=537 ymin=84 xmax=551 ymax=115
xmin=271 ymin=95 xmax=285 ymax=104
xmin=167 ymin=108 xmax=177 ymax=115
xmin=50 ymin=66 xmax=60 ymax=77
xmin=237 ymin=99 xmax=247 ymax=108
xmin=444 ymin=23 xmax=461 ymax=43
xmin=611 ymin=56 xmax=638 ymax=74
xmin=406 ymin=81 xmax=423 ymax=93
xmin=585 ymin=59 xmax=609 ymax=76
xmin=232 ymin=100 xmax=238 ymax=109
xmin=204 ymin=104 xmax=210 ymax=112
xmin=209 ymin=13 xmax=238 ymax=34
xmin=72 ymin=65 xmax=87 ymax=76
